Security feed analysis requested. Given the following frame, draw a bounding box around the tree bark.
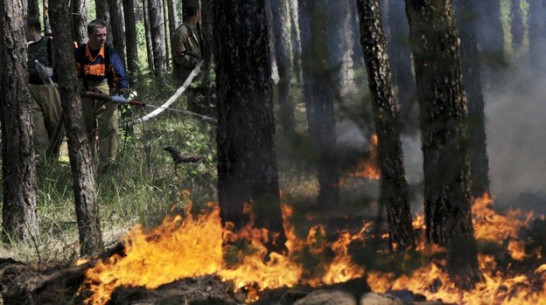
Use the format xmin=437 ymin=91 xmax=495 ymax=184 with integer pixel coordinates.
xmin=71 ymin=0 xmax=87 ymax=45
xmin=42 ymin=0 xmax=51 ymax=34
xmin=148 ymin=0 xmax=167 ymax=77
xmin=270 ymin=0 xmax=295 ymax=134
xmin=143 ymin=0 xmax=155 ymax=71
xmin=49 ymin=0 xmax=104 ymax=256
xmin=0 ymin=0 xmax=39 ymax=243
xmin=27 ymin=0 xmax=39 ymax=20
xmin=108 ymin=0 xmax=126 ymax=65
xmin=215 ymin=0 xmax=286 ymax=251
xmin=201 ymin=0 xmax=215 ymax=106
xmin=356 ymin=0 xmax=415 ymax=250
xmin=298 ymin=0 xmax=340 ymax=207
xmin=385 ymin=0 xmax=415 ymax=111
xmin=453 ymin=0 xmax=490 ymax=198
xmin=163 ymin=0 xmax=169 ymax=69
xmin=95 ymin=0 xmax=113 ymax=46
xmin=529 ymin=0 xmax=545 ymax=73
xmin=123 ymin=0 xmax=139 ymax=74
xmin=510 ymin=0 xmax=523 ymax=50
xmin=404 ymin=0 xmax=481 ymax=289
xmin=289 ymin=0 xmax=303 ymax=84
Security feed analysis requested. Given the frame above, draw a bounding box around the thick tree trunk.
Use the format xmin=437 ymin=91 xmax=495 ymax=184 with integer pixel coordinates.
xmin=0 ymin=0 xmax=39 ymax=243
xmin=201 ymin=0 xmax=215 ymax=106
xmin=95 ymin=0 xmax=113 ymax=45
xmin=27 ymin=0 xmax=39 ymax=20
xmin=143 ymin=0 xmax=155 ymax=71
xmin=385 ymin=0 xmax=415 ymax=112
xmin=356 ymin=0 xmax=415 ymax=251
xmin=42 ymin=0 xmax=51 ymax=34
xmin=49 ymin=0 xmax=104 ymax=256
xmin=123 ymin=0 xmax=139 ymax=74
xmin=108 ymin=0 xmax=126 ymax=65
xmin=289 ymin=0 xmax=303 ymax=84
xmin=270 ymin=0 xmax=295 ymax=134
xmin=404 ymin=0 xmax=481 ymax=289
xmin=453 ymin=0 xmax=490 ymax=198
xmin=215 ymin=0 xmax=286 ymax=251
xmin=148 ymin=0 xmax=167 ymax=77
xmin=71 ymin=0 xmax=87 ymax=45
xmin=529 ymin=0 xmax=545 ymax=73
xmin=299 ymin=0 xmax=340 ymax=207
xmin=510 ymin=0 xmax=524 ymax=50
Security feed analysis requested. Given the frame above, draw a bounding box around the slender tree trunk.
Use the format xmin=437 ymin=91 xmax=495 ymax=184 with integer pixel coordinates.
xmin=27 ymin=0 xmax=39 ymax=20
xmin=71 ymin=0 xmax=87 ymax=45
xmin=42 ymin=0 xmax=51 ymax=34
xmin=108 ymin=0 xmax=126 ymax=65
xmin=0 ymin=0 xmax=39 ymax=244
xmin=289 ymin=0 xmax=303 ymax=84
xmin=299 ymin=0 xmax=340 ymax=207
xmin=385 ymin=0 xmax=415 ymax=112
xmin=50 ymin=0 xmax=104 ymax=256
xmin=201 ymin=0 xmax=215 ymax=106
xmin=404 ymin=0 xmax=481 ymax=289
xmin=95 ymin=0 xmax=113 ymax=45
xmin=356 ymin=0 xmax=414 ymax=250
xmin=148 ymin=0 xmax=166 ymax=77
xmin=215 ymin=0 xmax=286 ymax=252
xmin=143 ymin=0 xmax=155 ymax=71
xmin=163 ymin=0 xmax=169 ymax=69
xmin=166 ymin=0 xmax=177 ymax=37
xmin=511 ymin=0 xmax=524 ymax=50
xmin=474 ymin=0 xmax=505 ymax=80
xmin=123 ymin=0 xmax=139 ymax=74
xmin=453 ymin=0 xmax=490 ymax=198
xmin=529 ymin=0 xmax=545 ymax=73
xmin=270 ymin=0 xmax=295 ymax=134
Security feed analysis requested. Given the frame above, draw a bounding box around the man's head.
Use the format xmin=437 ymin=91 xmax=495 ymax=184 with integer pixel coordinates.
xmin=87 ymin=19 xmax=108 ymax=50
xmin=25 ymin=18 xmax=41 ymax=41
xmin=183 ymin=2 xmax=201 ymax=24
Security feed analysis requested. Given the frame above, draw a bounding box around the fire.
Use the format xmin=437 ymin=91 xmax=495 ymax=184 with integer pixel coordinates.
xmin=348 ymin=134 xmax=381 ymax=180
xmin=83 ymin=193 xmax=544 ymax=304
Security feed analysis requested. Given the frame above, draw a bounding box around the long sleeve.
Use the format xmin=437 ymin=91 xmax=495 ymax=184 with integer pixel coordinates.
xmin=108 ymin=48 xmax=129 ymax=89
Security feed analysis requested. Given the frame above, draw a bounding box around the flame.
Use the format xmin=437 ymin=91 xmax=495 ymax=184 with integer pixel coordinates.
xmin=348 ymin=134 xmax=381 ymax=180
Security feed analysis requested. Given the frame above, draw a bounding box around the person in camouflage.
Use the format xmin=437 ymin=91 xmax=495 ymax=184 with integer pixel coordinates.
xmin=25 ymin=18 xmax=64 ymax=162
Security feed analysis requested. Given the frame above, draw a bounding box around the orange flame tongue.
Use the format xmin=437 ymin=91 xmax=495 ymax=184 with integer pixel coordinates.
xmin=348 ymin=134 xmax=381 ymax=180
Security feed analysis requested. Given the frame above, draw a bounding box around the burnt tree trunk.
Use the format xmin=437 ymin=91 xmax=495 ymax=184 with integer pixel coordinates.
xmin=108 ymin=0 xmax=126 ymax=64
xmin=510 ymin=0 xmax=524 ymax=50
xmin=0 ymin=0 xmax=39 ymax=243
xmin=143 ymin=0 xmax=155 ymax=71
xmin=356 ymin=0 xmax=415 ymax=250
xmin=404 ymin=0 xmax=481 ymax=289
xmin=123 ymin=0 xmax=139 ymax=74
xmin=270 ymin=0 xmax=295 ymax=134
xmin=385 ymin=0 xmax=415 ymax=112
xmin=95 ymin=0 xmax=113 ymax=45
xmin=201 ymin=0 xmax=215 ymax=106
xmin=215 ymin=0 xmax=286 ymax=251
xmin=529 ymin=0 xmax=545 ymax=73
xmin=27 ymin=0 xmax=39 ymax=20
xmin=71 ymin=0 xmax=87 ymax=45
xmin=42 ymin=0 xmax=51 ymax=34
xmin=289 ymin=0 xmax=303 ymax=84
xmin=453 ymin=0 xmax=490 ymax=198
xmin=299 ymin=0 xmax=340 ymax=207
xmin=148 ymin=0 xmax=167 ymax=77
xmin=50 ymin=0 xmax=104 ymax=256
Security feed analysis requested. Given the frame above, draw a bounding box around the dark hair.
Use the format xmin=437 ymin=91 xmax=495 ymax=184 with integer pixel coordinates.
xmin=27 ymin=18 xmax=41 ymax=32
xmin=183 ymin=2 xmax=200 ymax=21
xmin=87 ymin=19 xmax=107 ymax=35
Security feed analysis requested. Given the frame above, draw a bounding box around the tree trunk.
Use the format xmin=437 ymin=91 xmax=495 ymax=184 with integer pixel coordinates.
xmin=42 ymin=0 xmax=51 ymax=34
xmin=148 ymin=0 xmax=167 ymax=77
xmin=0 ymin=0 xmax=39 ymax=243
xmin=27 ymin=0 xmax=39 ymax=20
xmin=166 ymin=0 xmax=177 ymax=37
xmin=123 ymin=0 xmax=139 ymax=74
xmin=529 ymin=0 xmax=545 ymax=73
xmin=270 ymin=0 xmax=295 ymax=134
xmin=71 ymin=0 xmax=87 ymax=45
xmin=510 ymin=0 xmax=523 ymax=50
xmin=453 ymin=0 xmax=490 ymax=198
xmin=201 ymin=0 xmax=215 ymax=106
xmin=108 ymin=0 xmax=126 ymax=65
xmin=215 ymin=0 xmax=286 ymax=252
xmin=356 ymin=0 xmax=415 ymax=251
xmin=474 ymin=0 xmax=505 ymax=80
xmin=299 ymin=0 xmax=340 ymax=207
xmin=289 ymin=0 xmax=303 ymax=84
xmin=404 ymin=0 xmax=481 ymax=289
xmin=163 ymin=0 xmax=169 ymax=69
xmin=49 ymin=0 xmax=104 ymax=256
xmin=385 ymin=0 xmax=415 ymax=112
xmin=95 ymin=0 xmax=113 ymax=45
xmin=143 ymin=0 xmax=155 ymax=71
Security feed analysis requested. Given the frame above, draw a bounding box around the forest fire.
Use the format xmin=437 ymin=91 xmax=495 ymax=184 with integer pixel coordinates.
xmin=347 ymin=134 xmax=381 ymax=180
xmin=82 ymin=194 xmax=545 ymax=305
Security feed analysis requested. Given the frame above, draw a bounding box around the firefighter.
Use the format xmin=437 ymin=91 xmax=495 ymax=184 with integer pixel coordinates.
xmin=25 ymin=18 xmax=63 ymax=162
xmin=75 ymin=19 xmax=129 ymax=172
